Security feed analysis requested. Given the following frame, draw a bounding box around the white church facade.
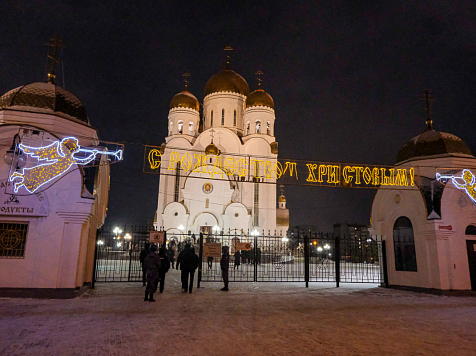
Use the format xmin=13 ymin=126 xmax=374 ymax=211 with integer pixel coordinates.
xmin=155 ymin=63 xmax=288 ymax=240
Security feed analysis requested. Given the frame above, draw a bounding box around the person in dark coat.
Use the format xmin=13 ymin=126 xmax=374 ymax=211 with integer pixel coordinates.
xmin=158 ymin=246 xmax=170 ymax=293
xmin=220 ymin=246 xmax=230 ymax=291
xmin=176 ymin=244 xmax=190 ymax=292
xmin=234 ymin=250 xmax=241 ymax=269
xmin=167 ymin=244 xmax=175 ymax=268
xmin=139 ymin=243 xmax=150 ymax=286
xmin=143 ymin=244 xmax=161 ymax=302
xmin=184 ymin=247 xmax=199 ymax=293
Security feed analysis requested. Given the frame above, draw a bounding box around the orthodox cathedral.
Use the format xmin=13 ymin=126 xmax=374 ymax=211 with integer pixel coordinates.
xmin=155 ymin=54 xmax=288 ymax=239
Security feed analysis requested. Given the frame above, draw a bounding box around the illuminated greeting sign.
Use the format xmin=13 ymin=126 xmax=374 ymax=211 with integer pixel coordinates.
xmin=143 ymin=145 xmax=416 ymax=189
xmin=436 ymin=169 xmax=476 ymax=205
xmin=9 ymin=137 xmax=123 ymax=193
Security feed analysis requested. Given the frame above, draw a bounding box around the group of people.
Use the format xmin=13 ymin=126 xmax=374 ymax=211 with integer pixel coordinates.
xmin=139 ymin=242 xmax=231 ymax=300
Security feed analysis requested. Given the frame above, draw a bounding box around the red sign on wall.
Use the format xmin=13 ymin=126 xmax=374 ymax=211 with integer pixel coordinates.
xmin=438 ymin=225 xmax=453 ymax=231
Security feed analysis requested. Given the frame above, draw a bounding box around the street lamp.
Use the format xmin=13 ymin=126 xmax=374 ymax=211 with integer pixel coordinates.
xmin=324 ymin=244 xmax=330 ymax=250
xmin=251 ymin=229 xmax=259 ymax=236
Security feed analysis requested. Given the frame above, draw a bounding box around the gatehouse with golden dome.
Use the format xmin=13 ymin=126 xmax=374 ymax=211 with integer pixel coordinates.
xmin=155 ymin=57 xmax=288 ymax=239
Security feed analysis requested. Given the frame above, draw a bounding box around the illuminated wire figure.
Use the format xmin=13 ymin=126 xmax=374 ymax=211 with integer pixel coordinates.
xmin=436 ymin=169 xmax=476 ymax=204
xmin=9 ymin=137 xmax=122 ymax=194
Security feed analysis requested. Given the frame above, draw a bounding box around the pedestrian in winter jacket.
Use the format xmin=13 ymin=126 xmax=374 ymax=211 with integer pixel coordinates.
xmin=220 ymin=246 xmax=230 ymax=291
xmin=177 ymin=244 xmax=199 ymax=293
xmin=158 ymin=246 xmax=170 ymax=293
xmin=143 ymin=244 xmax=161 ymax=302
xmin=139 ymin=243 xmax=150 ymax=286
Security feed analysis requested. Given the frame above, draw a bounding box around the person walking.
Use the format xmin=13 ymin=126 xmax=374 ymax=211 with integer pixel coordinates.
xmin=176 ymin=244 xmax=190 ymax=292
xmin=220 ymin=246 xmax=230 ymax=291
xmin=158 ymin=246 xmax=170 ymax=293
xmin=143 ymin=244 xmax=161 ymax=302
xmin=139 ymin=243 xmax=150 ymax=286
xmin=184 ymin=246 xmax=199 ymax=293
xmin=234 ymin=250 xmax=241 ymax=270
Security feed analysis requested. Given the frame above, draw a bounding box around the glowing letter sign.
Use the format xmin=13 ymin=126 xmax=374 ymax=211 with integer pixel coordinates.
xmin=437 ymin=169 xmax=476 ymax=205
xmin=9 ymin=137 xmax=123 ymax=194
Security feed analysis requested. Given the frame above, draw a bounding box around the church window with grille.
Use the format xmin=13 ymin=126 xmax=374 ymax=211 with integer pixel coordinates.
xmin=189 ymin=122 xmax=194 ymax=135
xmin=178 ymin=121 xmax=183 ymax=134
xmin=0 ymin=222 xmax=29 ymax=258
xmin=205 ymin=198 xmax=209 ymax=208
xmin=174 ymin=162 xmax=181 ymax=202
xmin=393 ymin=216 xmax=417 ymax=271
xmin=246 ymin=121 xmax=250 ymax=135
xmin=211 ymin=110 xmax=213 ymax=126
xmin=221 ymin=109 xmax=225 ymax=125
xmin=233 ymin=110 xmax=237 ymax=126
xmin=169 ymin=121 xmax=173 ymax=135
xmin=267 ymin=121 xmax=270 ymax=135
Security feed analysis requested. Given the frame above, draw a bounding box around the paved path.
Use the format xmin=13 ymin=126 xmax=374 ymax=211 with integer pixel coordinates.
xmin=1 ymin=269 xmax=476 ymax=356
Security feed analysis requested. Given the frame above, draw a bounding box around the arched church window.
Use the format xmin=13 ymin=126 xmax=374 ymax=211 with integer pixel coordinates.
xmin=255 ymin=120 xmax=261 ymax=134
xmin=234 ymin=110 xmax=237 ymax=126
xmin=465 ymin=225 xmax=476 ymax=235
xmin=222 ymin=109 xmax=225 ymax=125
xmin=246 ymin=121 xmax=250 ymax=135
xmin=178 ymin=121 xmax=183 ymax=134
xmin=169 ymin=121 xmax=173 ymax=135
xmin=267 ymin=121 xmax=270 ymax=135
xmin=393 ymin=216 xmax=417 ymax=271
xmin=211 ymin=110 xmax=214 ymax=126
xmin=189 ymin=122 xmax=194 ymax=135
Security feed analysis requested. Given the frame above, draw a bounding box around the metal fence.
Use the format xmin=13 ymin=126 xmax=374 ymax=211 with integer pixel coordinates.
xmin=93 ymin=227 xmax=387 ymax=287
xmin=197 ymin=231 xmax=386 ymax=286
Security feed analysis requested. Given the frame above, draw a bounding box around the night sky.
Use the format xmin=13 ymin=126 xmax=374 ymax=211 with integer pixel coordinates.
xmin=1 ymin=1 xmax=475 ymax=231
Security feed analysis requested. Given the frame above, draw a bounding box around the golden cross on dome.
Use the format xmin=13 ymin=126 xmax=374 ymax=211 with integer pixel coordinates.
xmin=44 ymin=34 xmax=65 ymax=84
xmin=183 ymin=72 xmax=190 ymax=89
xmin=210 ymin=128 xmax=215 ymax=143
xmin=255 ymin=70 xmax=263 ymax=88
xmin=224 ymin=46 xmax=233 ymax=69
xmin=420 ymin=89 xmax=434 ymax=129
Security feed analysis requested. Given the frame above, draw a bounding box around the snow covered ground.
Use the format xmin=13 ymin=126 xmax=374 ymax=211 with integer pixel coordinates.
xmin=1 ymin=269 xmax=476 ymax=356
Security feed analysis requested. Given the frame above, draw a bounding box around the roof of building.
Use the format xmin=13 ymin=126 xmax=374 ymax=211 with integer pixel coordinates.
xmin=245 ymin=89 xmax=274 ymax=109
xmin=170 ymin=90 xmax=199 ymax=111
xmin=396 ymin=127 xmax=473 ymax=164
xmin=0 ymin=82 xmax=89 ymax=124
xmin=204 ymin=69 xmax=250 ymax=97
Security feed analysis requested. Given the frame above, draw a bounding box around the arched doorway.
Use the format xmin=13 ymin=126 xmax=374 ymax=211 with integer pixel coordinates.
xmin=465 ymin=225 xmax=476 ymax=291
xmin=393 ymin=217 xmax=417 ymax=272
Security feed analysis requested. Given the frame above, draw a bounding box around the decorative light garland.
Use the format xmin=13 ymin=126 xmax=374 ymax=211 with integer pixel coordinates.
xmin=9 ymin=136 xmax=123 ymax=193
xmin=437 ymin=169 xmax=476 ymax=204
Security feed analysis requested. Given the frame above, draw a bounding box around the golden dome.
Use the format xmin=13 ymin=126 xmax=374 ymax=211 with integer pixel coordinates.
xmin=245 ymin=89 xmax=274 ymax=109
xmin=204 ymin=70 xmax=250 ymax=97
xmin=278 ymin=195 xmax=286 ymax=203
xmin=205 ymin=143 xmax=220 ymax=156
xmin=170 ymin=91 xmax=199 ymax=111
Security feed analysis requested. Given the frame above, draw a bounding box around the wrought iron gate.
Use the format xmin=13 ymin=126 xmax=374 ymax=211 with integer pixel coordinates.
xmin=198 ymin=231 xmax=385 ymax=285
xmin=93 ymin=226 xmax=152 ymax=283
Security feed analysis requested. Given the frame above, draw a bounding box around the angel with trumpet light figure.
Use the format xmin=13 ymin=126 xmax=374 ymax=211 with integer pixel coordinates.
xmin=9 ymin=137 xmax=123 ymax=194
xmin=436 ymin=169 xmax=476 ymax=204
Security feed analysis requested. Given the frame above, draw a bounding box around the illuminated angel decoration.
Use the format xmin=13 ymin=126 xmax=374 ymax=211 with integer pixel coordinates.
xmin=436 ymin=169 xmax=476 ymax=204
xmin=9 ymin=137 xmax=122 ymax=194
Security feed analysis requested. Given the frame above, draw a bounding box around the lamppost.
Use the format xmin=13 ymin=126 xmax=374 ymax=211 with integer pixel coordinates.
xmin=113 ymin=227 xmax=122 ymax=250
xmin=124 ymin=233 xmax=131 ymax=250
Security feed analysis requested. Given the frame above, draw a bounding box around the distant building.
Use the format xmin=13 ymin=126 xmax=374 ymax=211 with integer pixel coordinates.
xmin=333 ymin=223 xmax=370 ymax=240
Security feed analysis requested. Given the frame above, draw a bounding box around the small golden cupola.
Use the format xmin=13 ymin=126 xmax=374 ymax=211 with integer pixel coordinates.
xmin=205 ymin=128 xmax=220 ymax=156
xmin=245 ymin=70 xmax=274 ymax=109
xmin=170 ymin=73 xmax=199 ymax=112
